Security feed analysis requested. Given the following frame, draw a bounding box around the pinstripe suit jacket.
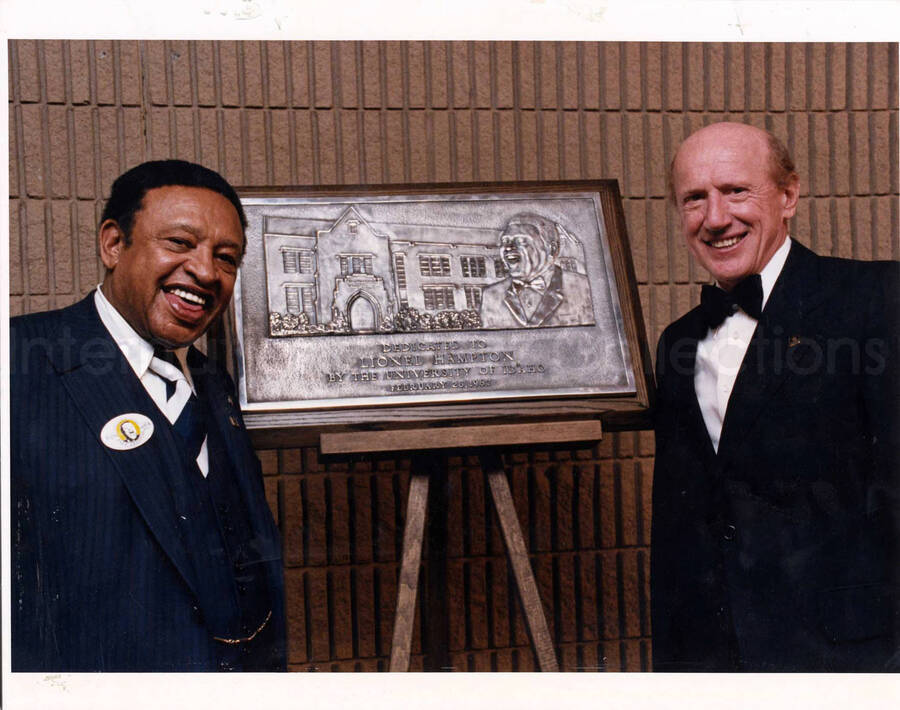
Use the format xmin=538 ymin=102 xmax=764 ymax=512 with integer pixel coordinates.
xmin=11 ymin=294 xmax=286 ymax=671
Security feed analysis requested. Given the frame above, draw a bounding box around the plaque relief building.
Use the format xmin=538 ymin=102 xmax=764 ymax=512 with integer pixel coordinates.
xmin=263 ymin=206 xmax=593 ymax=338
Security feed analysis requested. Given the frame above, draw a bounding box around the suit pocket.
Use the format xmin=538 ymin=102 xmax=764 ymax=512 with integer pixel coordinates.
xmin=819 ymin=582 xmax=892 ymax=643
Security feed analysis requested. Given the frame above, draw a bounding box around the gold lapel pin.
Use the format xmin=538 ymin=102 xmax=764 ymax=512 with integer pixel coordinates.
xmin=788 ymin=335 xmax=802 ymax=348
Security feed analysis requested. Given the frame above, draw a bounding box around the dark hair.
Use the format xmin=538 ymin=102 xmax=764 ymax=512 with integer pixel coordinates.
xmin=100 ymin=160 xmax=247 ymax=245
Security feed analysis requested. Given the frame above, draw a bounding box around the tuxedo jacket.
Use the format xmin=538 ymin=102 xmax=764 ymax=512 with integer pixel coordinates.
xmin=480 ymin=265 xmax=593 ymax=328
xmin=11 ymin=294 xmax=287 ymax=671
xmin=651 ymin=241 xmax=899 ymax=672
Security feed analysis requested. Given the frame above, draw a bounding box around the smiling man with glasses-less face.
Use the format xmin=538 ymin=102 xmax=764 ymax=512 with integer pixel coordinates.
xmin=651 ymin=122 xmax=900 ymax=672
xmin=671 ymin=122 xmax=799 ymax=291
xmin=11 ymin=160 xmax=286 ymax=672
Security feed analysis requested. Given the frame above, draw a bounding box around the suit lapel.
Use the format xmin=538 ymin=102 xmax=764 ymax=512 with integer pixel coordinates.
xmin=530 ymin=267 xmax=565 ymax=326
xmin=189 ymin=351 xmax=281 ymax=563
xmin=502 ymin=287 xmax=529 ymax=326
xmin=48 ymin=295 xmax=203 ymax=602
xmin=189 ymin=351 xmax=251 ymax=484
xmin=716 ymin=242 xmax=826 ymax=470
xmin=675 ymin=310 xmax=719 ymax=467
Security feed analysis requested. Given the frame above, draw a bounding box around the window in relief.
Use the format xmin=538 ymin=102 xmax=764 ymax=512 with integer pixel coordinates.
xmin=282 ymin=249 xmax=313 ymax=274
xmin=282 ymin=251 xmax=299 ymax=273
xmin=559 ymin=257 xmax=578 ymax=273
xmin=301 ymin=286 xmax=317 ymax=323
xmin=423 ymin=286 xmax=455 ymax=311
xmin=395 ymin=254 xmax=407 ymax=289
xmin=464 ymin=285 xmax=482 ymax=310
xmin=419 ymin=254 xmax=451 ymax=277
xmin=285 ymin=286 xmax=301 ymax=314
xmin=340 ymin=254 xmax=374 ymax=275
xmin=461 ymin=256 xmax=486 ymax=278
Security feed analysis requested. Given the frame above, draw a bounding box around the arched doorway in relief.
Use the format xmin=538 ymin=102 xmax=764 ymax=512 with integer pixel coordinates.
xmin=347 ymin=292 xmax=379 ymax=333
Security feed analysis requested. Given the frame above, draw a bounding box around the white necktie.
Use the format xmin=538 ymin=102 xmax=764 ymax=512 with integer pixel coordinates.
xmin=148 ymin=353 xmax=194 ymax=425
xmin=148 ymin=351 xmax=209 ymax=475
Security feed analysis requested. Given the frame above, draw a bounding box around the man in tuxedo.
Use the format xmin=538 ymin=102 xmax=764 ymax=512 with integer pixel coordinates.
xmin=651 ymin=122 xmax=899 ymax=671
xmin=11 ymin=160 xmax=287 ymax=671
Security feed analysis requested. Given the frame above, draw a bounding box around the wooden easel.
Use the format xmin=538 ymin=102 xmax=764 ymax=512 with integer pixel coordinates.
xmin=320 ymin=419 xmax=604 ymax=672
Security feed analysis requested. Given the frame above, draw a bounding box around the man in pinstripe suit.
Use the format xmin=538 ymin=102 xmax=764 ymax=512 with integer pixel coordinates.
xmin=11 ymin=160 xmax=287 ymax=671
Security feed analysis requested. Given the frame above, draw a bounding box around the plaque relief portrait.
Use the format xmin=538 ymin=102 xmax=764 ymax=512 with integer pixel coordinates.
xmin=233 ymin=183 xmax=645 ymax=414
xmin=480 ymin=213 xmax=593 ymax=329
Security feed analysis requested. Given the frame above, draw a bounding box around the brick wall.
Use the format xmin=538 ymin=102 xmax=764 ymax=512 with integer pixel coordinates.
xmin=8 ymin=40 xmax=898 ymax=671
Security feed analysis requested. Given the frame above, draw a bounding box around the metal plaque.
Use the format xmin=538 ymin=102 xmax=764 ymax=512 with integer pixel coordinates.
xmin=233 ymin=185 xmax=637 ymax=412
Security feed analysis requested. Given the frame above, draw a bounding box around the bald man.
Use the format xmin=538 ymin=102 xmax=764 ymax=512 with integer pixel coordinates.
xmin=651 ymin=122 xmax=899 ymax=671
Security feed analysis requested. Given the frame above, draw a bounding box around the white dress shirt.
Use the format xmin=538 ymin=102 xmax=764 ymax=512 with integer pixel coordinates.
xmin=694 ymin=236 xmax=792 ymax=452
xmin=94 ymin=286 xmax=209 ymax=475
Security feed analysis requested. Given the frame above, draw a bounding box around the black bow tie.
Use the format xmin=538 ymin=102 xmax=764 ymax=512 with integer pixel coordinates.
xmin=700 ymin=274 xmax=763 ymax=329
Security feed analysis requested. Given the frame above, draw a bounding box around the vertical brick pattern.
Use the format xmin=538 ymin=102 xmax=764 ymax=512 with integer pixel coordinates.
xmin=9 ymin=41 xmax=898 ymax=670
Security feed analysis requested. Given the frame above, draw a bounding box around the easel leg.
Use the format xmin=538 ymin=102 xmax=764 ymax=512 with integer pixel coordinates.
xmin=481 ymin=451 xmax=560 ymax=672
xmin=389 ymin=470 xmax=429 ymax=671
xmin=424 ymin=454 xmax=451 ymax=671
